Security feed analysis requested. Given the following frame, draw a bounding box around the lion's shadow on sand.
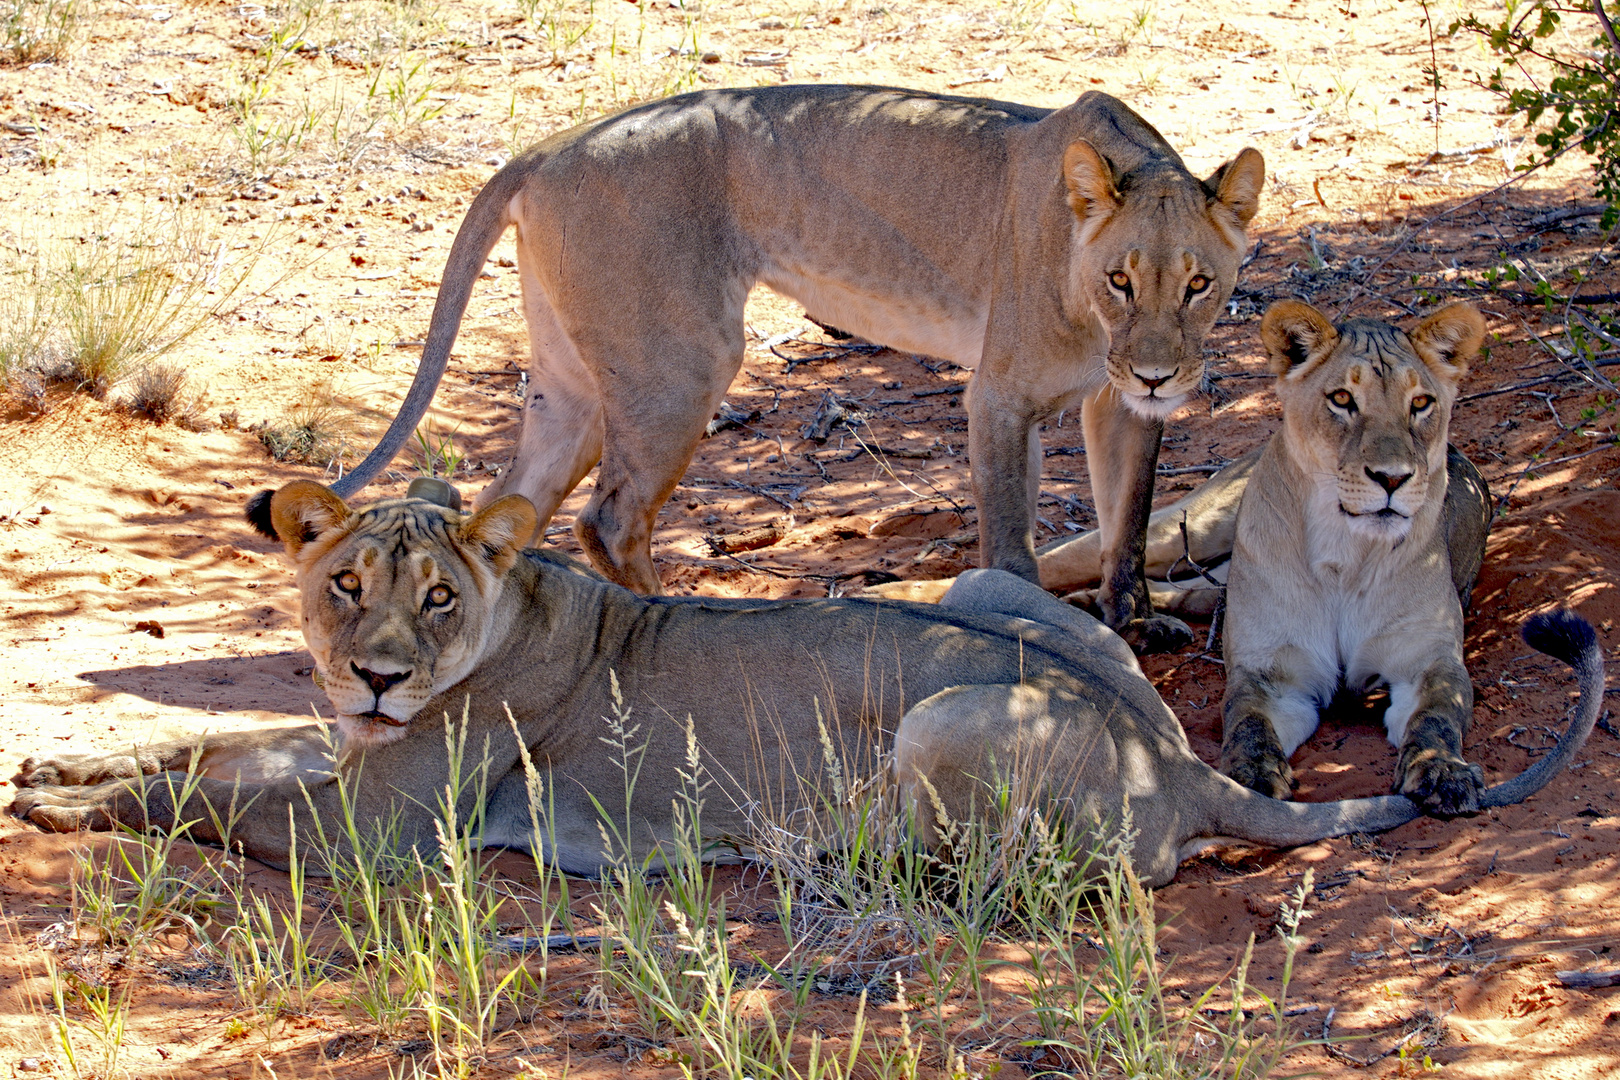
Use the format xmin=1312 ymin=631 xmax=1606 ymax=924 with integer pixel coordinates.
xmin=76 ymin=651 xmax=321 ymax=719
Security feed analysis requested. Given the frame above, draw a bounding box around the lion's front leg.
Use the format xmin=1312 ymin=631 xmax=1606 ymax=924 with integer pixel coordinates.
xmin=10 ymin=768 xmax=367 ymax=873
xmin=11 ymin=773 xmax=245 ymax=846
xmin=13 ymin=725 xmax=335 ymax=792
xmin=10 ymin=783 xmax=124 ymax=832
xmin=1080 ymin=388 xmax=1193 ymax=654
xmin=967 ymin=384 xmax=1043 ymax=585
xmin=1218 ymin=664 xmax=1329 ymax=800
xmin=1386 ymin=662 xmax=1483 ymax=817
xmin=1036 ymin=448 xmax=1259 ymax=602
xmin=13 ymin=742 xmax=198 ymax=790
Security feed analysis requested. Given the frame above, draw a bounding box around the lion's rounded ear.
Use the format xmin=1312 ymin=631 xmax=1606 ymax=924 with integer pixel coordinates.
xmin=460 ymin=495 xmax=539 ymax=574
xmin=269 ymin=481 xmax=353 ymax=556
xmin=1409 ymin=303 xmax=1485 ymax=385
xmin=407 ymin=476 xmax=463 ymax=511
xmin=1063 ymin=139 xmax=1122 ymax=221
xmin=1261 ymin=300 xmax=1339 ymax=378
xmin=1205 ymin=147 xmax=1265 ymax=227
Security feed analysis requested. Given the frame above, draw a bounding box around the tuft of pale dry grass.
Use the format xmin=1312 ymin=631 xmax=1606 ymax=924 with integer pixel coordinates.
xmin=0 ymin=0 xmax=82 ymax=65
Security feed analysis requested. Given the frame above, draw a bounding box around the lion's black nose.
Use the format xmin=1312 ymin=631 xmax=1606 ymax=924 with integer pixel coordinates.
xmin=1365 ymin=466 xmax=1412 ymax=495
xmin=1133 ymin=369 xmax=1177 ymax=391
xmin=351 ymin=662 xmax=411 ymax=696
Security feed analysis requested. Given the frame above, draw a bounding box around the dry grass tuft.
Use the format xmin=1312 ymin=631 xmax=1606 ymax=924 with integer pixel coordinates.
xmin=0 ymin=0 xmax=82 ymax=64
xmin=121 ymin=362 xmax=209 ymax=428
xmin=0 ymin=210 xmax=262 ymax=413
xmin=257 ymin=385 xmax=361 ymax=466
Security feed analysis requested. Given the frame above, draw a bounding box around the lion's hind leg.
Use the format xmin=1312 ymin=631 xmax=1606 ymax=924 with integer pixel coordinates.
xmin=938 ymin=568 xmax=1137 ymax=667
xmin=894 ymin=675 xmax=1183 ymax=887
xmin=475 ymin=278 xmax=605 ymax=529
xmin=573 ymin=299 xmax=750 ymax=594
xmin=1441 ymin=445 xmax=1491 ymax=610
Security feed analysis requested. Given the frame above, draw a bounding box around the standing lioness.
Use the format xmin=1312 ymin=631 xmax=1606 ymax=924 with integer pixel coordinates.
xmin=283 ymin=86 xmax=1264 ymax=655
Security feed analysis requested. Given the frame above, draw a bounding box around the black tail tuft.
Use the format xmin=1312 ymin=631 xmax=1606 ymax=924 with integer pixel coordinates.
xmin=245 ymin=489 xmax=279 ymax=540
xmin=1522 ymin=608 xmax=1598 ymax=666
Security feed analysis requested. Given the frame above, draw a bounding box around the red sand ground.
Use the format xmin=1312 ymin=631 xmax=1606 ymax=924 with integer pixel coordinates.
xmin=1 ymin=0 xmax=1617 ymax=1074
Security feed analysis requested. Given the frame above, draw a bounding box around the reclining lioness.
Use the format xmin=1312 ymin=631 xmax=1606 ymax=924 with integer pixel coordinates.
xmin=10 ymin=480 xmax=1602 ymax=886
xmin=1219 ymin=301 xmax=1501 ymax=813
xmin=1024 ymin=300 xmax=1536 ymax=812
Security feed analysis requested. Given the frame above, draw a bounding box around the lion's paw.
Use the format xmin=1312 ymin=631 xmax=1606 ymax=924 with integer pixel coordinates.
xmin=1224 ymin=752 xmax=1296 ymax=800
xmin=12 ymin=752 xmax=138 ymax=789
xmin=1117 ymin=613 xmax=1196 ymax=656
xmin=12 ymin=757 xmax=64 ymax=789
xmin=1220 ymin=716 xmax=1295 ymax=799
xmin=9 ymin=786 xmax=117 ymax=832
xmin=1396 ymin=748 xmax=1483 ymax=817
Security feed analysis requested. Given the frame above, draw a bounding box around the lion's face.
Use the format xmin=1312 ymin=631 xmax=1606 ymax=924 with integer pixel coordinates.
xmin=1064 ymin=142 xmax=1266 ymax=419
xmin=268 ymin=482 xmax=539 ymax=747
xmin=1261 ymin=300 xmax=1484 ymax=543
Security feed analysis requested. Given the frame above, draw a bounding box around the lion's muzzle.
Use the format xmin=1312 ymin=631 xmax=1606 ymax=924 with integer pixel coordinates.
xmin=1119 ymin=384 xmax=1190 ymax=421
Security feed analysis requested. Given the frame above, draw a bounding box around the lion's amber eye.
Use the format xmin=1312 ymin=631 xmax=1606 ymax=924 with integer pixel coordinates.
xmin=1328 ymin=389 xmax=1356 ymax=410
xmin=334 ymin=571 xmax=361 ymax=595
xmin=425 ymin=584 xmax=454 ymax=608
xmin=1187 ymin=274 xmax=1210 ymax=293
xmin=1411 ymin=394 xmax=1434 ymax=412
xmin=1109 ymin=271 xmax=1132 ymax=292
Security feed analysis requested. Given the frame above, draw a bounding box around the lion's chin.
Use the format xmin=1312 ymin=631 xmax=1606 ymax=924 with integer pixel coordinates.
xmin=336 ymin=711 xmax=414 ymax=748
xmin=1118 ymin=388 xmax=1189 ymax=421
xmin=1339 ymin=505 xmax=1413 ymax=542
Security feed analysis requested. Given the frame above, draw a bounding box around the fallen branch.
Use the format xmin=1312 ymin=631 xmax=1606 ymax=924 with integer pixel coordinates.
xmin=770 ymin=339 xmax=884 ymax=373
xmin=726 ymin=479 xmax=803 ymax=511
xmin=1557 ymin=969 xmax=1620 ymax=989
xmin=1157 ymin=462 xmax=1231 ymax=476
xmin=1334 ymin=142 xmax=1584 ymax=317
xmin=1490 ymin=437 xmax=1620 ymax=514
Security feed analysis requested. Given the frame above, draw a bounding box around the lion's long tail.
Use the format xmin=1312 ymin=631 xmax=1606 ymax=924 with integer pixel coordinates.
xmin=1479 ymin=609 xmax=1605 ymax=808
xmin=245 ymin=161 xmax=527 ymax=536
xmin=1204 ymin=609 xmax=1604 ymax=847
xmin=329 ymin=165 xmax=526 ymax=500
